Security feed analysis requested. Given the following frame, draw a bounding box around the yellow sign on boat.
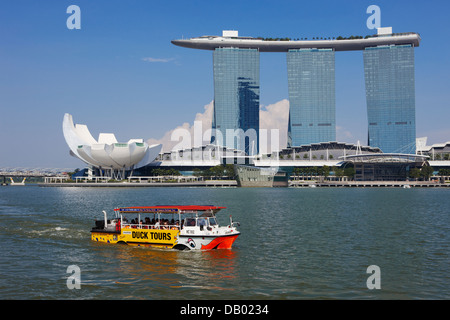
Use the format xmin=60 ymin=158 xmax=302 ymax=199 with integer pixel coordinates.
xmin=92 ymin=227 xmax=179 ymax=248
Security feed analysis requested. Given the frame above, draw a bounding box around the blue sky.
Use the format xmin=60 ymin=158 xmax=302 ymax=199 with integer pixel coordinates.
xmin=1 ymin=0 xmax=449 ymax=168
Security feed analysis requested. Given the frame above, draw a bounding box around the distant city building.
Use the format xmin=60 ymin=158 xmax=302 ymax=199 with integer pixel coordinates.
xmin=172 ymin=28 xmax=421 ymax=154
xmin=253 ymin=141 xmax=382 ymax=169
xmin=152 ymin=141 xmax=382 ymax=170
xmin=152 ymin=144 xmax=248 ymax=167
xmin=287 ymin=48 xmax=336 ymax=147
xmin=416 ymin=137 xmax=450 ymax=160
xmin=62 ymin=113 xmax=162 ymax=179
xmin=363 ymin=44 xmax=416 ymax=153
xmin=211 ymin=47 xmax=260 ymax=155
xmin=344 ymin=153 xmax=428 ymax=181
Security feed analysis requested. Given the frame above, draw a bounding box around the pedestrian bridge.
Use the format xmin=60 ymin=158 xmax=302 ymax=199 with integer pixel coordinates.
xmin=0 ymin=167 xmax=71 ymax=185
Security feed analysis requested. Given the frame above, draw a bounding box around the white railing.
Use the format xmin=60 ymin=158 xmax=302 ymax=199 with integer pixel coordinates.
xmin=121 ymin=222 xmax=180 ymax=230
xmin=127 ymin=175 xmax=203 ymax=183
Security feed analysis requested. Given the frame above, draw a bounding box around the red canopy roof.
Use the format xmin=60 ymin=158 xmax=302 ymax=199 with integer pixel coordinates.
xmin=114 ymin=205 xmax=226 ymax=214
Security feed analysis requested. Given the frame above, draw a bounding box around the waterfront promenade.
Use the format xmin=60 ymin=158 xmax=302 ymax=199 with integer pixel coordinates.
xmin=38 ymin=179 xmax=237 ymax=188
xmin=289 ymin=180 xmax=450 ymax=188
xmin=36 ymin=179 xmax=450 ymax=188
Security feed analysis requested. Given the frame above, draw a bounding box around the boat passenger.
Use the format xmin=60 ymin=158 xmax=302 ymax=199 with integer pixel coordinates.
xmin=171 ymin=220 xmax=179 ymax=230
xmin=197 ymin=218 xmax=207 ymax=230
xmin=144 ymin=217 xmax=150 ymax=229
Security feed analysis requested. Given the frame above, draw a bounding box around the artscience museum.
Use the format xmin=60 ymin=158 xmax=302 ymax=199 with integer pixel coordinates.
xmin=62 ymin=113 xmax=162 ymax=179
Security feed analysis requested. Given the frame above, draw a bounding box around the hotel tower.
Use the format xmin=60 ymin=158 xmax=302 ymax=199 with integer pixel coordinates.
xmin=172 ymin=28 xmax=420 ymax=154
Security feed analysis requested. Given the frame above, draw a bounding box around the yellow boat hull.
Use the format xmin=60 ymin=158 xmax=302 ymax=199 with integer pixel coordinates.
xmin=91 ymin=227 xmax=180 ymax=248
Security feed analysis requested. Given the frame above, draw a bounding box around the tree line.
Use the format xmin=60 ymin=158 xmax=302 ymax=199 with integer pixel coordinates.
xmin=141 ymin=165 xmax=236 ymax=179
xmin=437 ymin=168 xmax=450 ymax=176
xmin=193 ymin=164 xmax=235 ymax=179
xmin=408 ymin=166 xmax=433 ymax=180
xmin=407 ymin=166 xmax=450 ymax=180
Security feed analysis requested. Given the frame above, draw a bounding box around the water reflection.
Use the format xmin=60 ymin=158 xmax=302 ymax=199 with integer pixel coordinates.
xmin=87 ymin=242 xmax=239 ymax=298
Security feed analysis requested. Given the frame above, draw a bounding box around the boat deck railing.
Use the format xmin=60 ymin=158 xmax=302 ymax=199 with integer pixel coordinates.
xmin=121 ymin=222 xmax=180 ymax=231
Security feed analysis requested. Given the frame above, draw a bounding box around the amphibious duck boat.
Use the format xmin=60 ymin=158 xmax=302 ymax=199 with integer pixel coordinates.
xmin=91 ymin=205 xmax=240 ymax=250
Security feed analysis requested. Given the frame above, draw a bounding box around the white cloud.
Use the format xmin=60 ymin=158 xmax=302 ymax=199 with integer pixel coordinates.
xmin=336 ymin=125 xmax=355 ymax=142
xmin=147 ymin=99 xmax=290 ymax=153
xmin=259 ymin=99 xmax=290 ymax=151
xmin=147 ymin=101 xmax=214 ymax=152
xmin=142 ymin=57 xmax=175 ymax=63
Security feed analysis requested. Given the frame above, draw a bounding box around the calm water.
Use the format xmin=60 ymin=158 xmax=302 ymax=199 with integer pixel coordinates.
xmin=0 ymin=185 xmax=448 ymax=300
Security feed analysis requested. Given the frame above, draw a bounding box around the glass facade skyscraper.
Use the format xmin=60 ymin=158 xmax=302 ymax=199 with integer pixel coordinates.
xmin=287 ymin=49 xmax=336 ymax=147
xmin=173 ymin=30 xmax=421 ymax=156
xmin=211 ymin=48 xmax=260 ymax=155
xmin=363 ymin=44 xmax=416 ymax=153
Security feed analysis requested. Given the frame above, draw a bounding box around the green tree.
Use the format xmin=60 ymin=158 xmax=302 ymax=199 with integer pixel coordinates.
xmin=312 ymin=167 xmax=319 ymax=176
xmin=223 ymin=164 xmax=235 ymax=178
xmin=168 ymin=168 xmax=180 ymax=176
xmin=333 ymin=167 xmax=344 ymax=180
xmin=207 ymin=165 xmax=225 ymax=179
xmin=420 ymin=165 xmax=434 ymax=180
xmin=344 ymin=167 xmax=355 ymax=179
xmin=409 ymin=168 xmax=421 ymax=180
xmin=322 ymin=165 xmax=330 ymax=178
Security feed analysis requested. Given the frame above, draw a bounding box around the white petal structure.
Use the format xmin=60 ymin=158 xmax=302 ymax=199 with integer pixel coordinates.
xmin=63 ymin=113 xmax=162 ymax=170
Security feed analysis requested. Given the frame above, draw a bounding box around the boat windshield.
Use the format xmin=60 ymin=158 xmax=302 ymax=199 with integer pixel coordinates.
xmin=208 ymin=217 xmax=217 ymax=226
xmin=182 ymin=216 xmax=218 ymax=227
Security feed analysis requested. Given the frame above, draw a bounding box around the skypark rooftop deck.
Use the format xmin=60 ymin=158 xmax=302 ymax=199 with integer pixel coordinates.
xmin=172 ymin=32 xmax=421 ymax=52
